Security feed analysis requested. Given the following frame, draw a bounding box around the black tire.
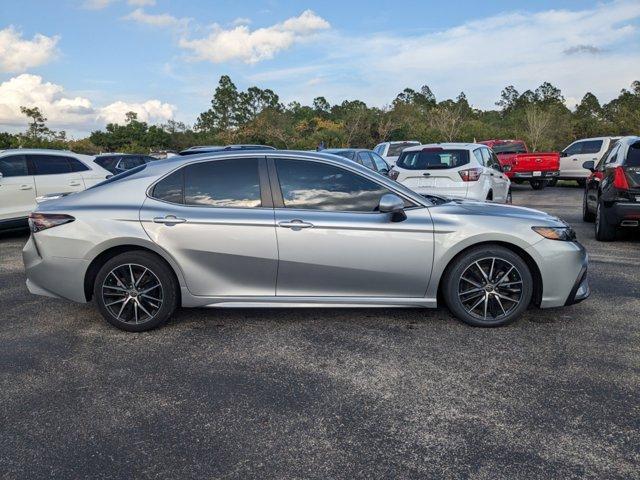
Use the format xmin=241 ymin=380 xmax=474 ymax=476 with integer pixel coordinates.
xmin=595 ymin=201 xmax=616 ymax=241
xmin=530 ymin=179 xmax=545 ymax=190
xmin=94 ymin=251 xmax=178 ymax=332
xmin=547 ymin=177 xmax=558 ymax=187
xmin=506 ymin=189 xmax=513 ymax=204
xmin=442 ymin=245 xmax=533 ymax=327
xmin=582 ymin=191 xmax=595 ymax=222
xmin=576 ymin=179 xmax=586 ymax=188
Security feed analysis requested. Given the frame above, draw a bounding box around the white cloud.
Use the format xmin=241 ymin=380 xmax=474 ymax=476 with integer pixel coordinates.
xmin=0 ymin=74 xmax=175 ymax=133
xmin=263 ymin=1 xmax=640 ymax=109
xmin=179 ymin=10 xmax=330 ymax=64
xmin=98 ymin=99 xmax=176 ymax=124
xmin=123 ymin=8 xmax=188 ymax=28
xmin=0 ymin=26 xmax=59 ymax=73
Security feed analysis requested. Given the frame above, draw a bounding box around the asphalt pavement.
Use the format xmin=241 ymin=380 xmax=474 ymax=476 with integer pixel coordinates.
xmin=1 ymin=184 xmax=638 ymax=479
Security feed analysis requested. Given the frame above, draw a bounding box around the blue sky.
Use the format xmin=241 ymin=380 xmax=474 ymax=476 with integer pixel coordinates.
xmin=0 ymin=0 xmax=639 ymax=136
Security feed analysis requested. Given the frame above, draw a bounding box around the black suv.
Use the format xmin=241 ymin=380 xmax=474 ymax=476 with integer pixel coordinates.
xmin=323 ymin=149 xmax=391 ymax=176
xmin=583 ymin=136 xmax=640 ymax=241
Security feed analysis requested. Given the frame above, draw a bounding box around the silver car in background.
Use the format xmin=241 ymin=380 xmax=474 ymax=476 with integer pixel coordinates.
xmin=23 ymin=151 xmax=589 ymax=331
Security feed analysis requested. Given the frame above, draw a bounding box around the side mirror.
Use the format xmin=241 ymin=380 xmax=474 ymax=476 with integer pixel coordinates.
xmin=582 ymin=160 xmax=595 ymax=172
xmin=379 ymin=193 xmax=406 ymax=222
xmin=559 ymin=151 xmax=568 ymax=158
xmin=379 ymin=168 xmax=389 ymax=176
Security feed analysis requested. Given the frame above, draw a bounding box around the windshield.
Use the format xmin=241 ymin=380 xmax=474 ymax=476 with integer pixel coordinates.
xmin=396 ymin=149 xmax=470 ymax=170
xmin=491 ymin=142 xmax=527 ymax=154
xmin=88 ymin=164 xmax=147 ymax=189
xmin=388 ymin=142 xmax=420 ymax=157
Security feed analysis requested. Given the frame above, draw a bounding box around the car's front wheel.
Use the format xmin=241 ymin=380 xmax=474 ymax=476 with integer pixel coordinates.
xmin=442 ymin=245 xmax=533 ymax=327
xmin=94 ymin=251 xmax=178 ymax=332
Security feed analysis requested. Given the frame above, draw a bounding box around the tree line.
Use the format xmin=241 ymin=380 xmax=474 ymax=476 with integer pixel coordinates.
xmin=1 ymin=76 xmax=639 ymax=154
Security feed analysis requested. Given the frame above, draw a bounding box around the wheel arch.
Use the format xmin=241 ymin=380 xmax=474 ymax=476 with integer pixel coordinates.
xmin=435 ymin=240 xmax=543 ymax=308
xmin=83 ymin=241 xmax=185 ymax=302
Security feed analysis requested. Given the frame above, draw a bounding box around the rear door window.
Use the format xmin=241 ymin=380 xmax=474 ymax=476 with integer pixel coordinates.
xmin=473 ymin=149 xmax=485 ymax=165
xmin=564 ymin=142 xmax=583 ymax=156
xmin=31 ymin=155 xmax=72 ymax=175
xmin=0 ymin=155 xmax=29 ymax=177
xmin=580 ymin=140 xmax=603 ymax=154
xmin=625 ymin=142 xmax=640 ymax=167
xmin=183 ymin=158 xmax=261 ymax=208
xmin=396 ymin=149 xmax=470 ymax=170
xmin=68 ymin=157 xmax=89 ymax=172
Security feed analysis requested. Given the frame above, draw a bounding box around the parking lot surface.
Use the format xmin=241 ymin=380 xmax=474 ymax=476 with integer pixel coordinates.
xmin=1 ymin=185 xmax=639 ymax=479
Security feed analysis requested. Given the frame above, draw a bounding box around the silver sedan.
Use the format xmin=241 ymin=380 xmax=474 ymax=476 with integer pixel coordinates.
xmin=23 ymin=151 xmax=589 ymax=331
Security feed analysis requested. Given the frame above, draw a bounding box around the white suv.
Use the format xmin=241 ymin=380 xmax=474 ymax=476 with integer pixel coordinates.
xmin=559 ymin=137 xmax=621 ymax=185
xmin=0 ymin=149 xmax=110 ymax=229
xmin=373 ymin=141 xmax=421 ymax=166
xmin=390 ymin=143 xmax=511 ymax=203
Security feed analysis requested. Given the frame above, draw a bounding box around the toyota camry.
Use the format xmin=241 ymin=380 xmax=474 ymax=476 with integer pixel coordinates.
xmin=23 ymin=150 xmax=589 ymax=331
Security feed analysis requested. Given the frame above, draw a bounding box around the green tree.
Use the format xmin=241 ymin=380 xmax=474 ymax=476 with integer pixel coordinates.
xmin=196 ymin=75 xmax=240 ymax=132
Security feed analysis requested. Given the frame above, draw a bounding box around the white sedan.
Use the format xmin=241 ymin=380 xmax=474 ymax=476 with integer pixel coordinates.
xmin=0 ymin=148 xmax=111 ymax=229
xmin=389 ymin=143 xmax=511 ymax=203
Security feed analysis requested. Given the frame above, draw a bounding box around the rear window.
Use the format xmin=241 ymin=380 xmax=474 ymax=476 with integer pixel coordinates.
xmin=88 ymin=164 xmax=146 ymax=189
xmin=491 ymin=142 xmax=527 ymax=154
xmin=626 ymin=142 xmax=640 ymax=167
xmin=388 ymin=142 xmax=420 ymax=157
xmin=396 ymin=149 xmax=470 ymax=170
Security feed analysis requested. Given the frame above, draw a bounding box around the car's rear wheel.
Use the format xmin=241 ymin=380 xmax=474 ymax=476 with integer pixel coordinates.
xmin=595 ymin=201 xmax=616 ymax=241
xmin=530 ymin=179 xmax=545 ymax=190
xmin=442 ymin=246 xmax=533 ymax=327
xmin=506 ymin=189 xmax=513 ymax=204
xmin=582 ymin=191 xmax=595 ymax=222
xmin=94 ymin=251 xmax=178 ymax=332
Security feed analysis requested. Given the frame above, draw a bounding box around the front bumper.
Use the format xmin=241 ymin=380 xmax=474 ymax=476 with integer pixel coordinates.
xmin=508 ymin=171 xmax=559 ymax=179
xmin=564 ymin=262 xmax=590 ymax=306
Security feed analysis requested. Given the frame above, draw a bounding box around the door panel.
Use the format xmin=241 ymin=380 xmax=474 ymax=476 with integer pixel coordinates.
xmin=0 ymin=174 xmax=35 ymax=220
xmin=274 ymin=208 xmax=433 ymax=297
xmin=141 ymin=198 xmax=278 ymax=296
xmin=0 ymin=155 xmax=35 ymax=220
xmin=30 ymin=154 xmax=86 ymax=196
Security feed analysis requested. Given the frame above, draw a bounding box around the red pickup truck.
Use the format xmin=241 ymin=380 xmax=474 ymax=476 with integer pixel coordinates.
xmin=479 ymin=140 xmax=560 ymax=190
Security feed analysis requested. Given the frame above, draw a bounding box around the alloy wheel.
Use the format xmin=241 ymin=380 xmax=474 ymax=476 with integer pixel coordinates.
xmin=101 ymin=263 xmax=163 ymax=324
xmin=458 ymin=257 xmax=523 ymax=322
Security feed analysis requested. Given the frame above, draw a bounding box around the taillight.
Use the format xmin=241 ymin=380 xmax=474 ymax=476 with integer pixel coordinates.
xmin=389 ymin=169 xmax=399 ymax=180
xmin=28 ymin=213 xmax=75 ymax=233
xmin=458 ymin=167 xmax=483 ymax=182
xmin=613 ymin=166 xmax=629 ymax=190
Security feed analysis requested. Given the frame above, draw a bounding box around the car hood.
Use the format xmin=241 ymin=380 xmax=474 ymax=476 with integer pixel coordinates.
xmin=451 ymin=199 xmax=564 ymax=225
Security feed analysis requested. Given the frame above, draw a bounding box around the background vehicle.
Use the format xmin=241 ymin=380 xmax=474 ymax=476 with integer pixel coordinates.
xmin=94 ymin=153 xmax=157 ymax=174
xmin=0 ymin=149 xmax=110 ymax=229
xmin=582 ymin=136 xmax=640 ymax=241
xmin=559 ymin=137 xmax=621 ymax=186
xmin=373 ymin=141 xmax=421 ymax=166
xmin=390 ymin=143 xmax=511 ymax=203
xmin=23 ymin=150 xmax=587 ymax=332
xmin=323 ymin=148 xmax=390 ymax=175
xmin=479 ymin=140 xmax=559 ymax=190
xmin=179 ymin=145 xmax=276 ymax=156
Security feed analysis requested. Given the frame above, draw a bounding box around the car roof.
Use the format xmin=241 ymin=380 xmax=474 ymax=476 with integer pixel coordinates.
xmin=403 ymin=142 xmax=483 ymax=152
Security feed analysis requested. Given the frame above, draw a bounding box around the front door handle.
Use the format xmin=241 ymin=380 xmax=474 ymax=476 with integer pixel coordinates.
xmin=19 ymin=184 xmax=33 ymax=190
xmin=68 ymin=180 xmax=82 ymax=186
xmin=153 ymin=215 xmax=186 ymax=225
xmin=278 ymin=219 xmax=314 ymax=229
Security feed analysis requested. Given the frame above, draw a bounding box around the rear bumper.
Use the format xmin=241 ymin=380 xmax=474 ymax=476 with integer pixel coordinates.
xmin=22 ymin=235 xmax=89 ymax=303
xmin=605 ymin=202 xmax=640 ymax=226
xmin=508 ymin=171 xmax=559 ymax=179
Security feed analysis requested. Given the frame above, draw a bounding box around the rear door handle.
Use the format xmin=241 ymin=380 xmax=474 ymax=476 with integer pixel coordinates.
xmin=68 ymin=180 xmax=82 ymax=186
xmin=422 ymin=172 xmax=431 ymax=176
xmin=19 ymin=184 xmax=33 ymax=190
xmin=153 ymin=215 xmax=186 ymax=225
xmin=278 ymin=219 xmax=314 ymax=229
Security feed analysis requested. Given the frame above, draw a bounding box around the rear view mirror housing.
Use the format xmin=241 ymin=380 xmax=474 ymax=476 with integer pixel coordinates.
xmin=379 ymin=194 xmax=406 ymax=222
xmin=559 ymin=151 xmax=568 ymax=158
xmin=582 ymin=160 xmax=595 ymax=172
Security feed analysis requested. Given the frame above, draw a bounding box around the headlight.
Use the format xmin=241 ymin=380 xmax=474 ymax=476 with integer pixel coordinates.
xmin=531 ymin=226 xmax=576 ymax=241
